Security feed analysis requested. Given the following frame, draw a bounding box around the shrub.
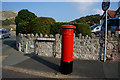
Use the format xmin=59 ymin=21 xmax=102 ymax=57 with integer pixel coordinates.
xmin=50 ymin=22 xmax=91 ymax=36
xmin=15 ymin=9 xmax=37 ymax=24
xmin=2 ymin=18 xmax=15 ymax=26
xmin=28 ymin=17 xmax=56 ymax=35
xmin=50 ymin=22 xmax=64 ymax=35
xmin=17 ymin=22 xmax=29 ymax=34
xmin=15 ymin=9 xmax=37 ymax=35
xmin=74 ymin=23 xmax=91 ymax=36
xmin=2 ymin=19 xmax=11 ymax=26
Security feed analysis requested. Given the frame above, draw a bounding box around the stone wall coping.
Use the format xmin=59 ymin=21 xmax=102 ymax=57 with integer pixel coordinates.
xmin=18 ymin=31 xmax=119 ymax=40
xmin=36 ymin=38 xmax=55 ymax=42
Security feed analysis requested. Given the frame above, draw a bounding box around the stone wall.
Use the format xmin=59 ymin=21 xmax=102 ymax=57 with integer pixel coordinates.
xmin=74 ymin=37 xmax=100 ymax=60
xmin=16 ymin=31 xmax=119 ymax=60
xmin=35 ymin=40 xmax=56 ymax=57
xmin=16 ymin=33 xmax=36 ymax=53
xmin=103 ymin=31 xmax=119 ymax=60
xmin=54 ymin=34 xmax=100 ymax=60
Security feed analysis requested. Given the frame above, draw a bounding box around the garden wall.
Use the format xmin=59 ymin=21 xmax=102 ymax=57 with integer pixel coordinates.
xmin=16 ymin=31 xmax=119 ymax=60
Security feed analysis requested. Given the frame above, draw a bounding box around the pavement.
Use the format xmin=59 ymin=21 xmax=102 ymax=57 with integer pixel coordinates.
xmin=1 ymin=34 xmax=120 ymax=79
xmin=2 ymin=68 xmax=40 ymax=78
xmin=2 ymin=35 xmax=31 ymax=66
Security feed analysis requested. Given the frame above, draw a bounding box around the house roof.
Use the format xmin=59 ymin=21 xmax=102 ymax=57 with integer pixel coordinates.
xmin=107 ymin=10 xmax=116 ymax=18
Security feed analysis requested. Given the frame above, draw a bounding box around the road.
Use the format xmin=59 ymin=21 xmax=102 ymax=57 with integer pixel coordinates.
xmin=2 ymin=34 xmax=31 ymax=66
xmin=2 ymin=34 xmax=40 ymax=78
xmin=1 ymin=34 xmax=120 ymax=79
xmin=2 ymin=34 xmax=16 ymax=56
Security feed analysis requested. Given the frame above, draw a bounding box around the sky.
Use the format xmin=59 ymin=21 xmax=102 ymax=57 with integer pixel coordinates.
xmin=1 ymin=1 xmax=119 ymax=22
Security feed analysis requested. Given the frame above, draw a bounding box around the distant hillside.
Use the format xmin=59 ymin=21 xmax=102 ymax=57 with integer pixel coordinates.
xmin=70 ymin=14 xmax=101 ymax=26
xmin=0 ymin=10 xmax=18 ymax=26
xmin=0 ymin=10 xmax=18 ymax=20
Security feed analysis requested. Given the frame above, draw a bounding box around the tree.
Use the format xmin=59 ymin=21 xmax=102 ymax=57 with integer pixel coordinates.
xmin=15 ymin=9 xmax=37 ymax=34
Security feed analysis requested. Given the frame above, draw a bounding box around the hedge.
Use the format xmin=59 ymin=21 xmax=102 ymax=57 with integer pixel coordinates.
xmin=17 ymin=22 xmax=29 ymax=34
xmin=15 ymin=9 xmax=37 ymax=35
xmin=28 ymin=17 xmax=56 ymax=35
xmin=15 ymin=9 xmax=91 ymax=36
xmin=50 ymin=22 xmax=91 ymax=36
xmin=73 ymin=23 xmax=91 ymax=36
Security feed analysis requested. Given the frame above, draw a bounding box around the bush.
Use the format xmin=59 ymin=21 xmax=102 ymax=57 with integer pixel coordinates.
xmin=2 ymin=19 xmax=11 ymax=26
xmin=17 ymin=22 xmax=29 ymax=34
xmin=28 ymin=17 xmax=56 ymax=35
xmin=15 ymin=9 xmax=37 ymax=35
xmin=50 ymin=22 xmax=91 ymax=36
xmin=15 ymin=9 xmax=37 ymax=25
xmin=15 ymin=9 xmax=91 ymax=36
xmin=50 ymin=22 xmax=64 ymax=35
xmin=74 ymin=23 xmax=91 ymax=36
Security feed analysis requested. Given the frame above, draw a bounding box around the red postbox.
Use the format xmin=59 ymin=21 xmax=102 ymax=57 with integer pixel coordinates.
xmin=60 ymin=25 xmax=76 ymax=74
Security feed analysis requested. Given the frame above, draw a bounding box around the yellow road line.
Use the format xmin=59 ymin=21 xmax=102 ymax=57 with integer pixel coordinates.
xmin=0 ymin=55 xmax=9 ymax=61
xmin=2 ymin=65 xmax=81 ymax=78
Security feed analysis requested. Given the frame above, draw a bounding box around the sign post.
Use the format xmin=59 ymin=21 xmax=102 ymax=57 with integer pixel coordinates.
xmin=102 ymin=0 xmax=110 ymax=62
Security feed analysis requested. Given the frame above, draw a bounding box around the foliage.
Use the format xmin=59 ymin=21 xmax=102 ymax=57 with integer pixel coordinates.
xmin=15 ymin=9 xmax=37 ymax=24
xmin=2 ymin=18 xmax=15 ymax=26
xmin=74 ymin=23 xmax=91 ymax=36
xmin=2 ymin=19 xmax=11 ymax=26
xmin=71 ymin=14 xmax=101 ymax=26
xmin=2 ymin=25 xmax=16 ymax=30
xmin=15 ymin=16 xmax=24 ymax=26
xmin=50 ymin=22 xmax=63 ymax=35
xmin=28 ymin=17 xmax=56 ymax=35
xmin=50 ymin=22 xmax=91 ymax=36
xmin=15 ymin=9 xmax=37 ymax=34
xmin=15 ymin=9 xmax=92 ymax=36
xmin=17 ymin=22 xmax=28 ymax=34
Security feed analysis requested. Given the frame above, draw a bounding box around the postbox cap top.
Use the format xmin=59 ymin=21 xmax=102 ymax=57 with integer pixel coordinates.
xmin=61 ymin=25 xmax=76 ymax=29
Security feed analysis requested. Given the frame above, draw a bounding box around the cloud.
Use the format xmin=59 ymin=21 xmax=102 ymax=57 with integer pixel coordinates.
xmin=73 ymin=2 xmax=104 ymax=15
xmin=93 ymin=8 xmax=104 ymax=15
xmin=74 ymin=2 xmax=95 ymax=15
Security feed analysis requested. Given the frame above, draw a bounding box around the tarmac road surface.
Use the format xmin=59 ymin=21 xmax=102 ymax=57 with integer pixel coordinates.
xmin=1 ymin=34 xmax=120 ymax=79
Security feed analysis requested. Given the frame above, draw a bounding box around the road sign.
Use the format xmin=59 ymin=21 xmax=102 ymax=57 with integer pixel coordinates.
xmin=102 ymin=0 xmax=110 ymax=62
xmin=102 ymin=0 xmax=110 ymax=11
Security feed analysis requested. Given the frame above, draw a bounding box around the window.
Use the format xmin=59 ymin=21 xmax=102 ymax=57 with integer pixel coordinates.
xmin=91 ymin=24 xmax=99 ymax=30
xmin=109 ymin=19 xmax=118 ymax=26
